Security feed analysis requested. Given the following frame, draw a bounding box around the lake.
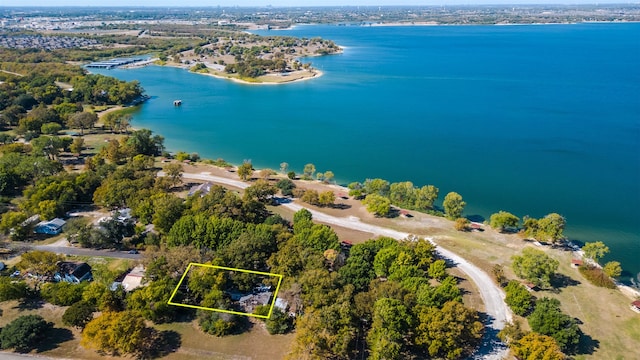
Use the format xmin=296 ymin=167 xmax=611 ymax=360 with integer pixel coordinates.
xmin=92 ymin=23 xmax=640 ymax=282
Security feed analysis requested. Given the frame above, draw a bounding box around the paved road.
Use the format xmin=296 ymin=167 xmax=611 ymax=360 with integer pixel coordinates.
xmin=33 ymin=245 xmax=141 ymax=260
xmin=180 ymin=172 xmax=512 ymax=360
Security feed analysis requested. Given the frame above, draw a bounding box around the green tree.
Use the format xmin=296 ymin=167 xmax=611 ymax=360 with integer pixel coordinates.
xmin=81 ymin=311 xmax=152 ymax=356
xmin=41 ymin=282 xmax=86 ymax=306
xmin=582 ymin=241 xmax=609 ymax=264
xmin=415 ymin=184 xmax=439 ymax=210
xmin=414 ymin=301 xmax=484 ymax=359
xmin=301 ymin=189 xmax=320 ymax=205
xmin=512 ymin=248 xmax=559 ymax=289
xmin=323 ymin=170 xmax=335 ymax=183
xmin=265 ymin=308 xmax=293 ymax=334
xmin=70 ymin=137 xmax=84 ymax=155
xmin=603 ymin=261 xmax=622 ymax=278
xmin=151 ymin=193 xmax=185 ymax=234
xmin=504 ymin=281 xmax=533 ymax=316
xmin=525 ymin=213 xmax=566 ymax=244
xmin=303 ymin=163 xmax=316 ymax=180
xmin=0 ymin=278 xmax=28 ymax=302
xmin=454 ymin=217 xmax=470 ymax=231
xmin=276 ymin=178 xmax=296 ymax=196
xmin=17 ymin=250 xmax=64 ymax=278
xmin=62 ymin=301 xmax=95 ymax=329
xmin=68 ymin=111 xmax=98 ymax=135
xmin=279 ymin=162 xmax=288 ymax=173
xmin=489 ymin=211 xmax=520 ymax=232
xmin=163 ymin=163 xmax=183 ymax=188
xmin=367 ymin=298 xmax=412 ymax=360
xmin=364 ymin=178 xmax=390 ymax=197
xmin=243 ymin=179 xmax=277 ymax=203
xmin=41 ymin=122 xmax=62 ymax=135
xmin=126 ymin=279 xmax=180 ymax=323
xmin=363 ymin=193 xmax=391 ymax=217
xmin=0 ymin=315 xmax=53 ymax=352
xmin=528 ymin=297 xmax=580 ymax=353
xmin=511 ymin=332 xmax=565 ymax=360
xmin=318 ymin=190 xmax=335 ymax=207
xmin=443 ymin=192 xmax=466 ymax=220
xmin=237 ymin=161 xmax=253 ymax=181
xmin=427 ymin=259 xmax=447 ymax=280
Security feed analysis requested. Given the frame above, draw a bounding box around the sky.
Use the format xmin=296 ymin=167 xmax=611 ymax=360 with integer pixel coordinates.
xmin=0 ymin=0 xmax=629 ymax=7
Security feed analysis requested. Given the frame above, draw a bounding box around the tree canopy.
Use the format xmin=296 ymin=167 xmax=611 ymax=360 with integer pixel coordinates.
xmin=512 ymin=247 xmax=559 ymax=289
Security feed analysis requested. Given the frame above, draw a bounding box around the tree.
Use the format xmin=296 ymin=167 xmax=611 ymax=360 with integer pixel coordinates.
xmin=0 ymin=278 xmax=28 ymax=302
xmin=323 ymin=171 xmax=335 ymax=183
xmin=163 ymin=163 xmax=183 ymax=188
xmin=443 ymin=192 xmax=466 ymax=220
xmin=511 ymin=332 xmax=565 ymax=360
xmin=414 ymin=301 xmax=484 ymax=359
xmin=512 ymin=247 xmax=559 ymax=289
xmin=276 ymin=178 xmax=296 ymax=196
xmin=504 ymin=281 xmax=533 ymax=316
xmin=244 ymin=179 xmax=277 ymax=203
xmin=151 ymin=194 xmax=185 ymax=234
xmin=492 ymin=264 xmax=508 ymax=287
xmin=265 ymin=308 xmax=293 ymax=334
xmin=41 ymin=122 xmax=62 ymax=135
xmin=364 ymin=178 xmax=390 ymax=197
xmin=363 ymin=193 xmax=391 ymax=217
xmin=367 ymin=298 xmax=412 ymax=360
xmin=582 ymin=241 xmax=609 ymax=264
xmin=279 ymin=162 xmax=288 ymax=173
xmin=300 ymin=189 xmax=320 ymax=205
xmin=303 ymin=163 xmax=316 ymax=180
xmin=81 ymin=311 xmax=152 ymax=356
xmin=415 ymin=184 xmax=439 ymax=210
xmin=454 ymin=217 xmax=470 ymax=231
xmin=603 ymin=261 xmax=622 ymax=278
xmin=489 ymin=211 xmax=520 ymax=232
xmin=0 ymin=315 xmax=53 ymax=352
xmin=427 ymin=259 xmax=447 ymax=280
xmin=525 ymin=213 xmax=566 ymax=244
xmin=68 ymin=111 xmax=97 ymax=135
xmin=70 ymin=137 xmax=84 ymax=155
xmin=318 ymin=190 xmax=335 ymax=207
xmin=237 ymin=161 xmax=253 ymax=181
xmin=17 ymin=250 xmax=64 ymax=278
xmin=41 ymin=282 xmax=86 ymax=306
xmin=62 ymin=301 xmax=95 ymax=329
xmin=528 ymin=297 xmax=580 ymax=353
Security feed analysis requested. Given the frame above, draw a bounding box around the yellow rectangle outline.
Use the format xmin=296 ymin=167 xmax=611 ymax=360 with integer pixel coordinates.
xmin=167 ymin=263 xmax=284 ymax=319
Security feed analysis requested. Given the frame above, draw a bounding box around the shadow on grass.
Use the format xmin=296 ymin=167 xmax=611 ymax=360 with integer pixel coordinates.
xmin=16 ymin=297 xmax=44 ymax=310
xmin=550 ymin=273 xmax=581 ymax=291
xmin=142 ymin=329 xmax=182 ymax=358
xmin=34 ymin=327 xmax=74 ymax=353
xmin=576 ymin=332 xmax=600 ymax=356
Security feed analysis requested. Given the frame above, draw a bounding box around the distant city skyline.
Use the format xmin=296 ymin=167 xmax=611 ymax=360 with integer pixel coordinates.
xmin=0 ymin=0 xmax=631 ymax=7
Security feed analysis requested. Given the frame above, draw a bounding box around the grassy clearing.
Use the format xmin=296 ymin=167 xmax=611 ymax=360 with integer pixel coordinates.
xmin=81 ymin=133 xmax=127 ymax=154
xmin=155 ymin=320 xmax=294 ymax=360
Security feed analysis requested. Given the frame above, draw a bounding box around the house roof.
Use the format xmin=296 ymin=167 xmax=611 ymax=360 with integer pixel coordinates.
xmin=37 ymin=218 xmax=66 ymax=229
xmin=571 ymin=259 xmax=584 ymax=265
xmin=632 ymin=300 xmax=640 ymax=308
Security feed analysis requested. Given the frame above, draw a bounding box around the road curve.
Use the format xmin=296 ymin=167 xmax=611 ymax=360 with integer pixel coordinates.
xmin=177 ymin=172 xmax=512 ymax=359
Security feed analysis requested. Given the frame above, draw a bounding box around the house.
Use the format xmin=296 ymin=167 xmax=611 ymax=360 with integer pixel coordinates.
xmin=55 ymin=262 xmax=92 ymax=284
xmin=34 ymin=218 xmax=66 ymax=235
xmin=571 ymin=259 xmax=584 ymax=268
xmin=188 ymin=182 xmax=213 ymax=197
xmin=631 ymin=300 xmax=640 ymax=313
xmin=121 ymin=265 xmax=145 ymax=291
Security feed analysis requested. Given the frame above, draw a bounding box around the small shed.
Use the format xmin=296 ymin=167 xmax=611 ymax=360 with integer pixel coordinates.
xmin=571 ymin=259 xmax=584 ymax=268
xmin=523 ymin=282 xmax=538 ymax=292
xmin=631 ymin=300 xmax=640 ymax=313
xmin=34 ymin=218 xmax=66 ymax=235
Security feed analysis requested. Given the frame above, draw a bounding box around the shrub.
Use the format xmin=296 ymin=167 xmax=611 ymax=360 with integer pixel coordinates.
xmin=578 ymin=265 xmax=616 ymax=289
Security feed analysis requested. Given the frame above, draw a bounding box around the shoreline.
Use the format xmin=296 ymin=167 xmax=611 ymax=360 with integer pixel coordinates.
xmin=158 ymin=62 xmax=324 ymax=85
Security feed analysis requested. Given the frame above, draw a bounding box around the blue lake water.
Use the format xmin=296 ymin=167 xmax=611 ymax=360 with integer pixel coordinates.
xmin=92 ymin=23 xmax=640 ymax=281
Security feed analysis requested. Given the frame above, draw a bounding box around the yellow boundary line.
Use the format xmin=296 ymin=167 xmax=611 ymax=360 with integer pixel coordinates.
xmin=167 ymin=263 xmax=284 ymax=319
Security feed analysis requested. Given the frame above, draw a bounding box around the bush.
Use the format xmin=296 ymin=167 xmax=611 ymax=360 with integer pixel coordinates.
xmin=578 ymin=265 xmax=616 ymax=289
xmin=504 ymin=281 xmax=533 ymax=316
xmin=41 ymin=282 xmax=86 ymax=306
xmin=62 ymin=300 xmax=95 ymax=328
xmin=0 ymin=314 xmax=52 ymax=352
